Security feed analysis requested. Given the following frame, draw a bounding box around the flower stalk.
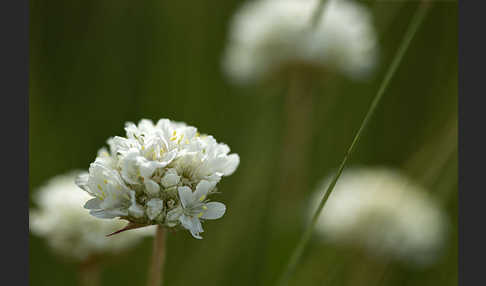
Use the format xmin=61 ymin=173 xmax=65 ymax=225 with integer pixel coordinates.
xmin=276 ymin=2 xmax=432 ymax=286
xmin=79 ymin=257 xmax=101 ymax=286
xmin=147 ymin=226 xmax=167 ymax=286
xmin=279 ymin=70 xmax=315 ymax=200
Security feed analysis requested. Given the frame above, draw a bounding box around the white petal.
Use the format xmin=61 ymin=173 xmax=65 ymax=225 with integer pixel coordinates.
xmin=160 ymin=168 xmax=180 ymax=188
xmin=179 ymin=215 xmax=203 ymax=239
xmin=205 ymin=174 xmax=222 ymax=184
xmin=89 ymin=209 xmax=126 ymax=219
xmin=166 ymin=207 xmax=183 ymax=222
xmin=194 ymin=180 xmax=214 ymax=202
xmin=120 ymin=152 xmax=142 ymax=184
xmin=138 ymin=159 xmax=161 ymax=179
xmin=201 ymin=202 xmax=226 ymax=220
xmin=75 ymin=173 xmax=90 ymax=192
xmin=97 ymin=147 xmax=110 ymax=157
xmin=124 ymin=122 xmax=138 ymax=137
xmin=84 ymin=198 xmax=102 ymax=210
xmin=146 ymin=198 xmax=164 ymax=220
xmin=144 ymin=180 xmax=160 ymax=196
xmin=89 ymin=209 xmax=115 ymax=219
xmin=178 ymin=186 xmax=194 ymax=208
xmin=161 ymin=149 xmax=178 ymax=165
xmin=222 ymin=154 xmax=240 ymax=176
xmin=128 ymin=204 xmax=145 ymax=218
xmin=179 ymin=214 xmax=192 ymax=230
xmin=107 ymin=208 xmax=128 ymax=217
xmin=190 ymin=216 xmax=204 ymax=238
xmin=108 ymin=136 xmax=133 ymax=155
xmin=100 ymin=193 xmax=124 ymax=210
xmin=128 ymin=190 xmax=145 ymax=218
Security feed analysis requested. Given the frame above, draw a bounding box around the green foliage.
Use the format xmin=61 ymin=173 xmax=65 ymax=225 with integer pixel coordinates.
xmin=30 ymin=1 xmax=457 ymax=285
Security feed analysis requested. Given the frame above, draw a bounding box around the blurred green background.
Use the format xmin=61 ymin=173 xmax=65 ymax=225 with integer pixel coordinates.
xmin=29 ymin=1 xmax=457 ymax=285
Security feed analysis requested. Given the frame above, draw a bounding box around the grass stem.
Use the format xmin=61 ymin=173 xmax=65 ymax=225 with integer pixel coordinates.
xmin=276 ymin=2 xmax=431 ymax=286
xmin=310 ymin=0 xmax=329 ymax=28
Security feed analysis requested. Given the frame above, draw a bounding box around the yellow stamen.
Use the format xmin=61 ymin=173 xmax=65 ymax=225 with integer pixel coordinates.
xmin=198 ymin=212 xmax=204 ymax=218
xmin=202 ymin=205 xmax=208 ymax=210
xmin=177 ymin=134 xmax=185 ymax=144
xmin=97 ymin=184 xmax=103 ymax=191
xmin=199 ymin=195 xmax=206 ymax=202
xmin=103 ymin=179 xmax=108 ymax=184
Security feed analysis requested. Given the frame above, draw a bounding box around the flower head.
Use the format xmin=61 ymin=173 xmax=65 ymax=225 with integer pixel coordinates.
xmin=76 ymin=119 xmax=239 ymax=239
xmin=222 ymin=0 xmax=378 ymax=84
xmin=29 ymin=172 xmax=154 ymax=261
xmin=310 ymin=167 xmax=447 ymax=266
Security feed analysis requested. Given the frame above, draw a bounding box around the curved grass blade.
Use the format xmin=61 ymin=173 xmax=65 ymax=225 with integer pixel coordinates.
xmin=276 ymin=2 xmax=432 ymax=286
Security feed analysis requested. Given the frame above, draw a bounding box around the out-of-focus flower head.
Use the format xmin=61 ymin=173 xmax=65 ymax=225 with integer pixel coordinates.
xmin=222 ymin=0 xmax=378 ymax=84
xmin=310 ymin=167 xmax=447 ymax=266
xmin=29 ymin=172 xmax=154 ymax=261
xmin=76 ymin=119 xmax=240 ymax=239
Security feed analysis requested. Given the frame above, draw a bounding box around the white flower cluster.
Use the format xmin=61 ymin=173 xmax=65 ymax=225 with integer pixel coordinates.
xmin=310 ymin=167 xmax=447 ymax=266
xmin=222 ymin=0 xmax=378 ymax=84
xmin=75 ymin=119 xmax=240 ymax=239
xmin=29 ymin=172 xmax=154 ymax=261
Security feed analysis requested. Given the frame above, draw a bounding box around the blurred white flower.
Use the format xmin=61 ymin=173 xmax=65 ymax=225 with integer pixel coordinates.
xmin=76 ymin=119 xmax=239 ymax=239
xmin=29 ymin=172 xmax=154 ymax=261
xmin=222 ymin=0 xmax=378 ymax=84
xmin=310 ymin=167 xmax=447 ymax=266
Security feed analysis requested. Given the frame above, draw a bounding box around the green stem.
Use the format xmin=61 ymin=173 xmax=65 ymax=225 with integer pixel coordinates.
xmin=276 ymin=3 xmax=431 ymax=286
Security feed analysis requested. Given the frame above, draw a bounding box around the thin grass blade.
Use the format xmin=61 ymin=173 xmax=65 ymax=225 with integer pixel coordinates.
xmin=277 ymin=2 xmax=432 ymax=286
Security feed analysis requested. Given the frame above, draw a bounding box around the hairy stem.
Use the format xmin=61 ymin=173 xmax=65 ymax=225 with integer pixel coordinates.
xmin=276 ymin=2 xmax=431 ymax=286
